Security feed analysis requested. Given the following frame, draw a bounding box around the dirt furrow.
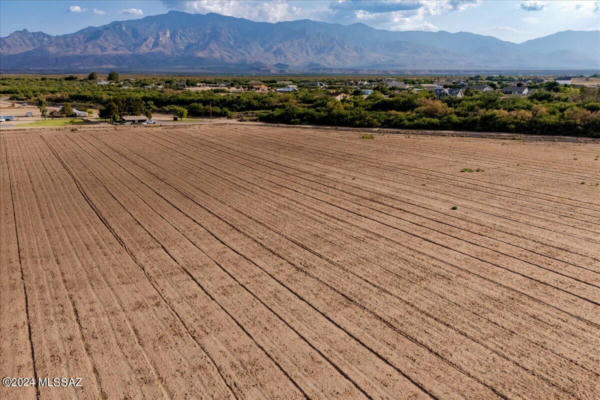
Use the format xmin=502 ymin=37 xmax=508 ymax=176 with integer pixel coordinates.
xmin=186 ymin=134 xmax=600 ymax=275
xmin=120 ymin=129 xmax=598 ymax=396
xmin=189 ymin=130 xmax=600 ymax=261
xmin=68 ymin=132 xmax=435 ymax=400
xmin=44 ymin=135 xmax=301 ymax=400
xmin=0 ymin=134 xmax=38 ymax=400
xmin=143 ymin=131 xmax=600 ymax=370
xmin=85 ymin=130 xmax=505 ymax=399
xmin=219 ymin=129 xmax=600 ymax=228
xmin=49 ymin=133 xmax=365 ymax=399
xmin=229 ymin=126 xmax=600 ymax=210
xmin=92 ymin=130 xmax=581 ymax=399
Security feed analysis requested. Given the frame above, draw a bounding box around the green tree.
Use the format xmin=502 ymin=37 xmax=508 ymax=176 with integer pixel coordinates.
xmin=99 ymin=101 xmax=119 ymax=120
xmin=88 ymin=72 xmax=98 ymax=81
xmin=165 ymin=105 xmax=188 ymax=119
xmin=107 ymin=71 xmax=120 ymax=82
xmin=61 ymin=103 xmax=73 ymax=116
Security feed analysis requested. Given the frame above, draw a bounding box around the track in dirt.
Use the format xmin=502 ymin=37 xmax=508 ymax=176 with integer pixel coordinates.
xmin=1 ymin=124 xmax=599 ymax=400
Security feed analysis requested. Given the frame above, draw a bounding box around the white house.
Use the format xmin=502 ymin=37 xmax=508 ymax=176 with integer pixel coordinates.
xmin=556 ymin=77 xmax=573 ymax=85
xmin=502 ymin=86 xmax=529 ymax=96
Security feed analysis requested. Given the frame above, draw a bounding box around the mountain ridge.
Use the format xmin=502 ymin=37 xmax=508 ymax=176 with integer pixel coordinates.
xmin=1 ymin=11 xmax=598 ymax=72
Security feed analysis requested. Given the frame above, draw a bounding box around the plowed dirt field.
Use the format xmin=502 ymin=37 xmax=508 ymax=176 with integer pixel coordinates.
xmin=1 ymin=124 xmax=599 ymax=399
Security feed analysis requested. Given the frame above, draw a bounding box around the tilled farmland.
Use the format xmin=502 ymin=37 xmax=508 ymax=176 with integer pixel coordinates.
xmin=1 ymin=124 xmax=599 ymax=400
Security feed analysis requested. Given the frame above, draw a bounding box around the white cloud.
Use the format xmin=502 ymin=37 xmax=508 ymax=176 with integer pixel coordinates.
xmin=161 ymin=0 xmax=478 ymax=28
xmin=330 ymin=1 xmax=424 ymax=14
xmin=68 ymin=5 xmax=84 ymax=13
xmin=520 ymin=1 xmax=544 ymax=11
xmin=120 ymin=8 xmax=144 ymax=16
xmin=328 ymin=0 xmax=478 ymax=30
xmin=93 ymin=8 xmax=106 ymax=15
xmin=162 ymin=0 xmax=317 ymax=22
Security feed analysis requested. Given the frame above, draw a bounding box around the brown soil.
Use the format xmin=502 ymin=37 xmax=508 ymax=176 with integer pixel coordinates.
xmin=1 ymin=124 xmax=599 ymax=399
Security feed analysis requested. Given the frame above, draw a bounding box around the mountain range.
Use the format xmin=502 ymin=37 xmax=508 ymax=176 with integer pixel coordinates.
xmin=1 ymin=11 xmax=599 ymax=73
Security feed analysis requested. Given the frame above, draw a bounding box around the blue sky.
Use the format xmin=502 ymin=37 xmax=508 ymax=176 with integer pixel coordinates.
xmin=1 ymin=1 xmax=599 ymax=42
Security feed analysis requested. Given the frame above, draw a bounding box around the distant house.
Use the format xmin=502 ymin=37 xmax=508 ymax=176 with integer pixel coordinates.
xmin=469 ymin=85 xmax=494 ymax=92
xmin=335 ymin=93 xmax=350 ymax=101
xmin=122 ymin=115 xmax=148 ymax=124
xmin=248 ymin=80 xmax=269 ymax=92
xmin=449 ymin=88 xmax=464 ymax=97
xmin=72 ymin=108 xmax=87 ymax=117
xmin=56 ymin=106 xmax=87 ymax=117
xmin=97 ymin=80 xmax=110 ymax=85
xmin=435 ymin=87 xmax=464 ymax=99
xmin=362 ymin=89 xmax=374 ymax=96
xmin=556 ymin=77 xmax=573 ymax=85
xmin=502 ymin=86 xmax=529 ymax=96
xmin=421 ymin=84 xmax=441 ymax=91
xmin=385 ymin=80 xmax=409 ymax=89
xmin=277 ymin=80 xmax=293 ymax=86
xmin=276 ymin=85 xmax=298 ymax=93
xmin=303 ymin=81 xmax=327 ymax=88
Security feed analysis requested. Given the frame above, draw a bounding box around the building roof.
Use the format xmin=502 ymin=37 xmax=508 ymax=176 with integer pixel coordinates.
xmin=469 ymin=85 xmax=493 ymax=91
xmin=122 ymin=115 xmax=148 ymax=121
xmin=502 ymin=86 xmax=528 ymax=94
